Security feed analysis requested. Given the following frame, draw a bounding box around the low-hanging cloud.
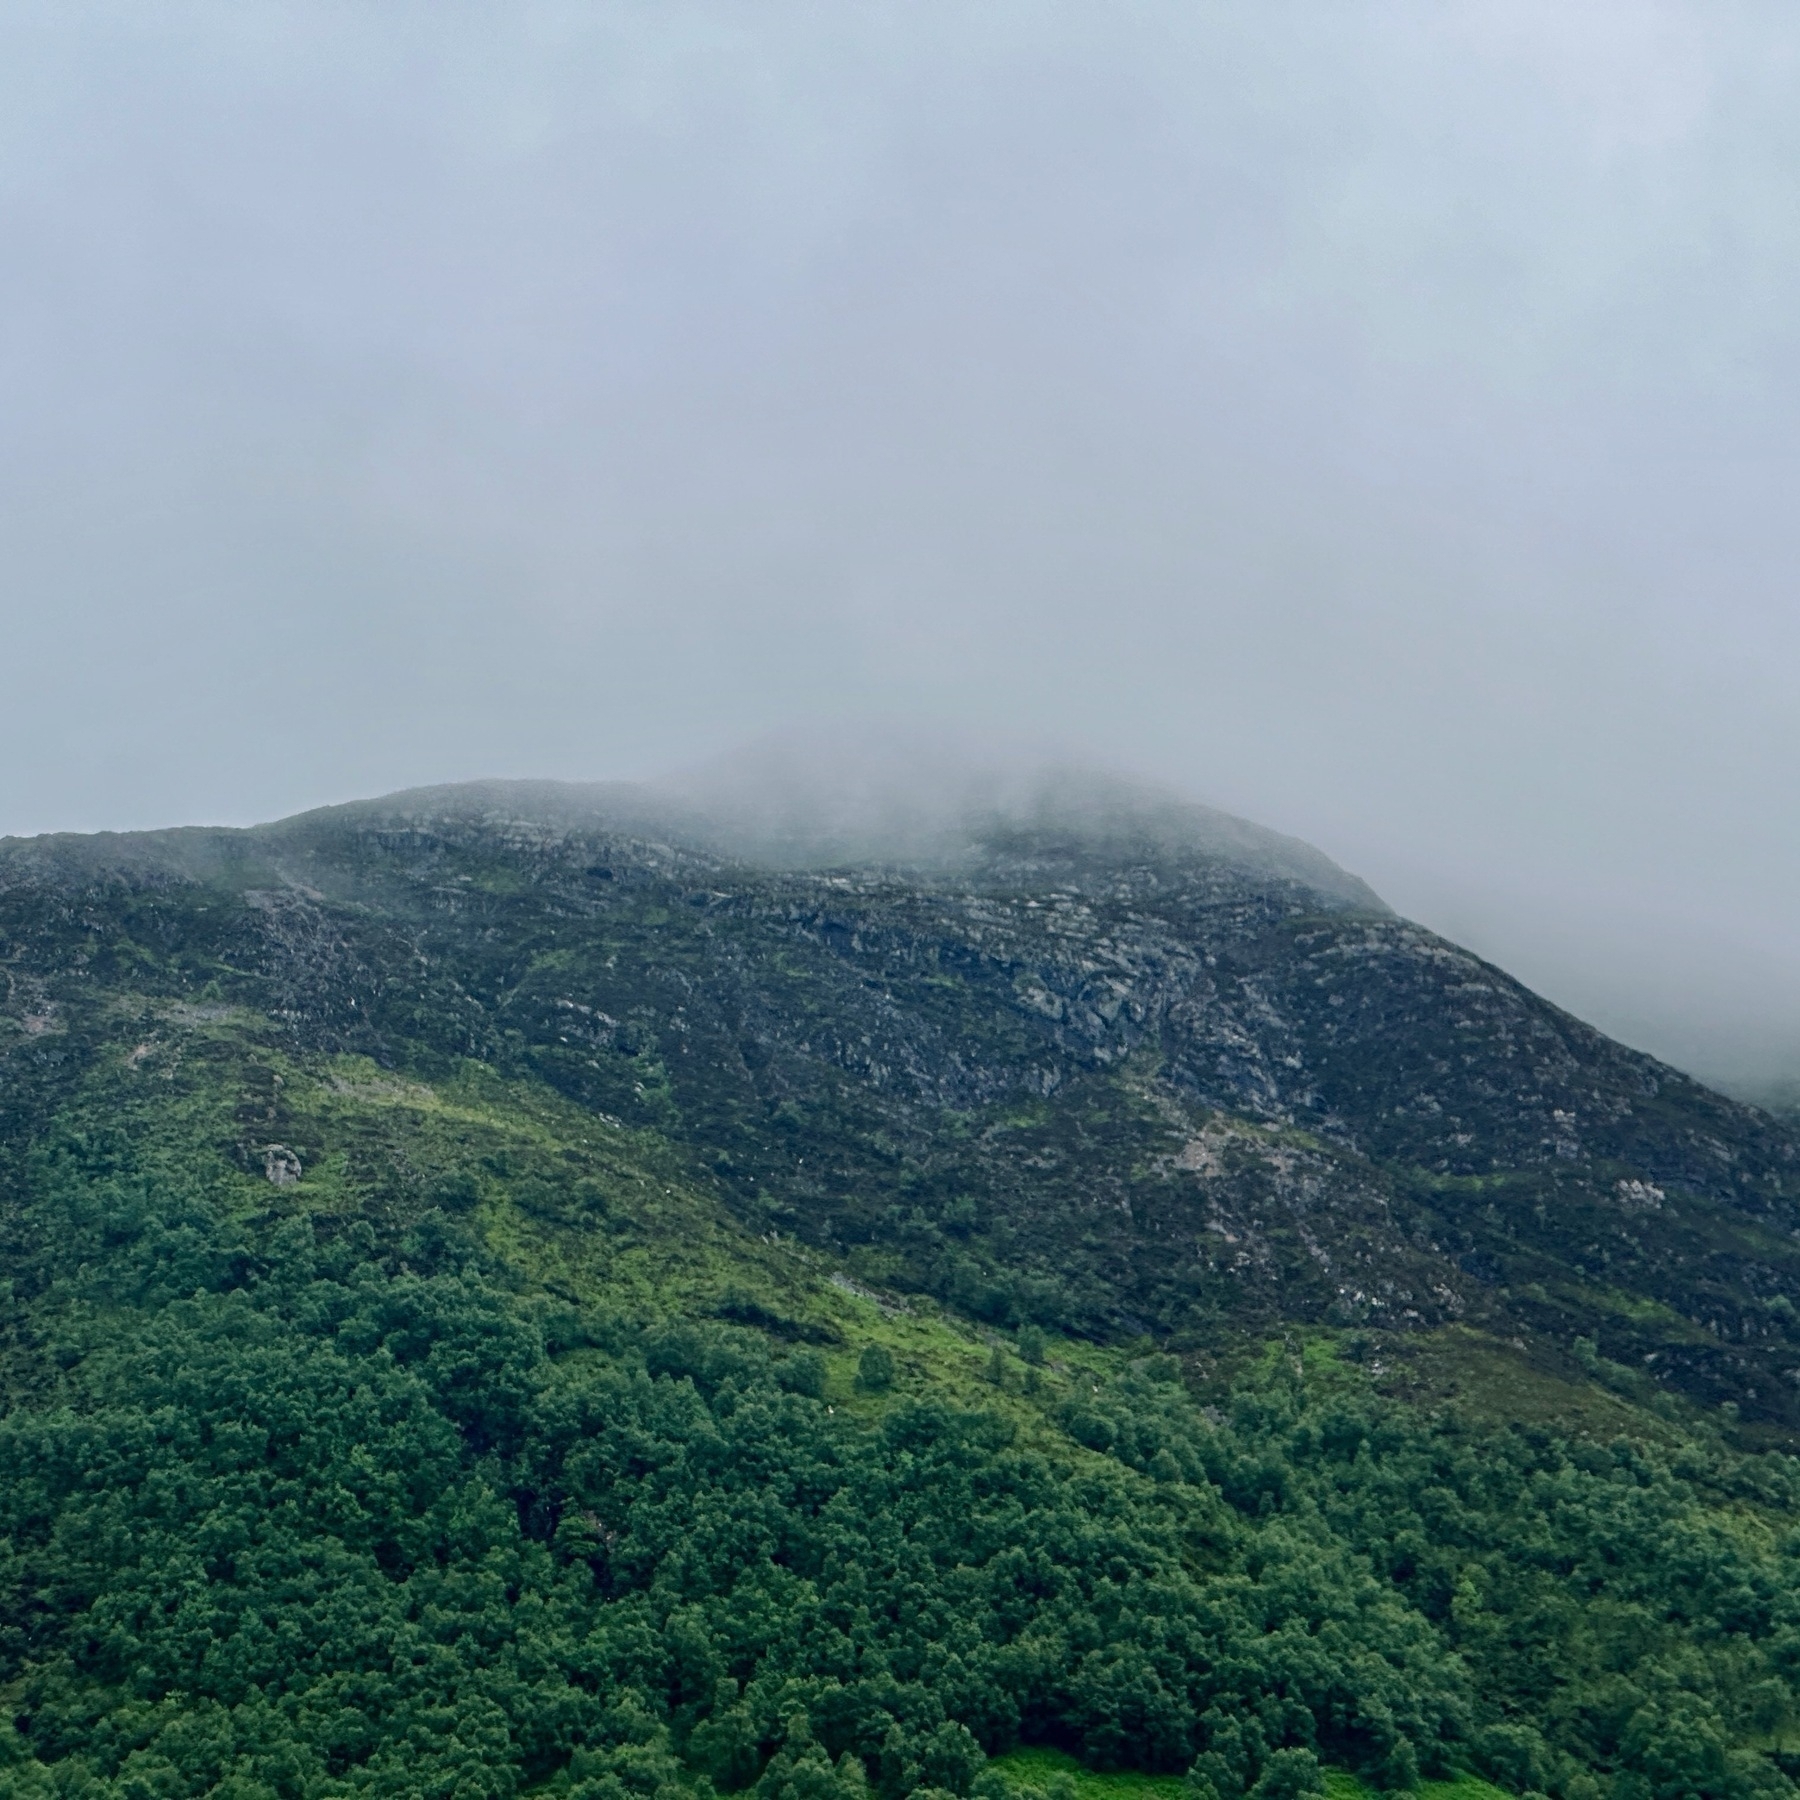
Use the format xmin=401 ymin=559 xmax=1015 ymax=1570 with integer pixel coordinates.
xmin=3 ymin=1 xmax=1799 ymax=1098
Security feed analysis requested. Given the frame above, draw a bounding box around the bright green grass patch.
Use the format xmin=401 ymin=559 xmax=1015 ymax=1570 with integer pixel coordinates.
xmin=990 ymin=1755 xmax=1512 ymax=1800
xmin=989 ymin=1747 xmax=1186 ymax=1800
xmin=1325 ymin=1773 xmax=1513 ymax=1800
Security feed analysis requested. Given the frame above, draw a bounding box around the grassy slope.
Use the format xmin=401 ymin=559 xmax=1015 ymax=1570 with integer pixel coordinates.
xmin=136 ymin=1006 xmax=1773 ymax=1492
xmin=190 ymin=1015 xmax=1166 ymax=1448
xmin=37 ymin=1000 xmax=1150 ymax=1459
xmin=986 ymin=1746 xmax=1513 ymax=1800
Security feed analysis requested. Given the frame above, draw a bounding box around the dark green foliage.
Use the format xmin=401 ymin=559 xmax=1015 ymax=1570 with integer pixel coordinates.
xmin=0 ymin=1088 xmax=1462 ymax=1796
xmin=0 ymin=1070 xmax=1793 ymax=1799
xmin=1252 ymin=1749 xmax=1325 ymax=1800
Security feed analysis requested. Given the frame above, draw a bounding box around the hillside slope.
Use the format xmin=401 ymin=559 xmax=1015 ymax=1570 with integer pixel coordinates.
xmin=5 ymin=778 xmax=1794 ymax=1430
xmin=1 ymin=779 xmax=1799 ymax=1800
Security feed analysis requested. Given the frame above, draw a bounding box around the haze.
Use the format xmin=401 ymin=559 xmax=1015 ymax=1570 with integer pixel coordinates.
xmin=3 ymin=3 xmax=1799 ymax=1101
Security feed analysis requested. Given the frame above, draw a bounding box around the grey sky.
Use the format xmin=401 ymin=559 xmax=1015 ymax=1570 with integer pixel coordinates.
xmin=4 ymin=2 xmax=1799 ymax=1093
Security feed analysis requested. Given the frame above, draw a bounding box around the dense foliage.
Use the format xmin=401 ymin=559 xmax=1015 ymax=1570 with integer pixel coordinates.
xmin=0 ymin=1058 xmax=1795 ymax=1800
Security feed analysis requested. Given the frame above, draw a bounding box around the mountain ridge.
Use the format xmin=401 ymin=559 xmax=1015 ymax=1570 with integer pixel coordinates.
xmin=3 ymin=774 xmax=1795 ymax=1431
xmin=0 ymin=765 xmax=1387 ymax=914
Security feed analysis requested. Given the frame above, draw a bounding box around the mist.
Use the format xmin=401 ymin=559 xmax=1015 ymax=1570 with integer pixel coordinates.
xmin=3 ymin=3 xmax=1799 ymax=1099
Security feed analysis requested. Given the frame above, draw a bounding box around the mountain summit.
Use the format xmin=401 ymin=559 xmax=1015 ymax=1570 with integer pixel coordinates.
xmin=264 ymin=736 xmax=1390 ymax=912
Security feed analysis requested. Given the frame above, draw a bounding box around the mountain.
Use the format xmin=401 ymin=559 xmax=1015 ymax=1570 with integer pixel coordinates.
xmin=9 ymin=766 xmax=1791 ymax=1426
xmin=1 ymin=765 xmax=1798 ymax=1800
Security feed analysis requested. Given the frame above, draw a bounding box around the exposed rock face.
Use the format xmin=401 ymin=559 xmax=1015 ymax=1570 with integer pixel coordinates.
xmin=3 ymin=775 xmax=1798 ymax=1428
xmin=262 ymin=1144 xmax=302 ymax=1185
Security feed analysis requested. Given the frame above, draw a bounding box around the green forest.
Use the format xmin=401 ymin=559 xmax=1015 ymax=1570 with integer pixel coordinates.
xmin=0 ymin=1018 xmax=1794 ymax=1800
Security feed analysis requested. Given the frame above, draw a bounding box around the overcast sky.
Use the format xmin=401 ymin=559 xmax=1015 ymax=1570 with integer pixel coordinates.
xmin=4 ymin=2 xmax=1799 ymax=1093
